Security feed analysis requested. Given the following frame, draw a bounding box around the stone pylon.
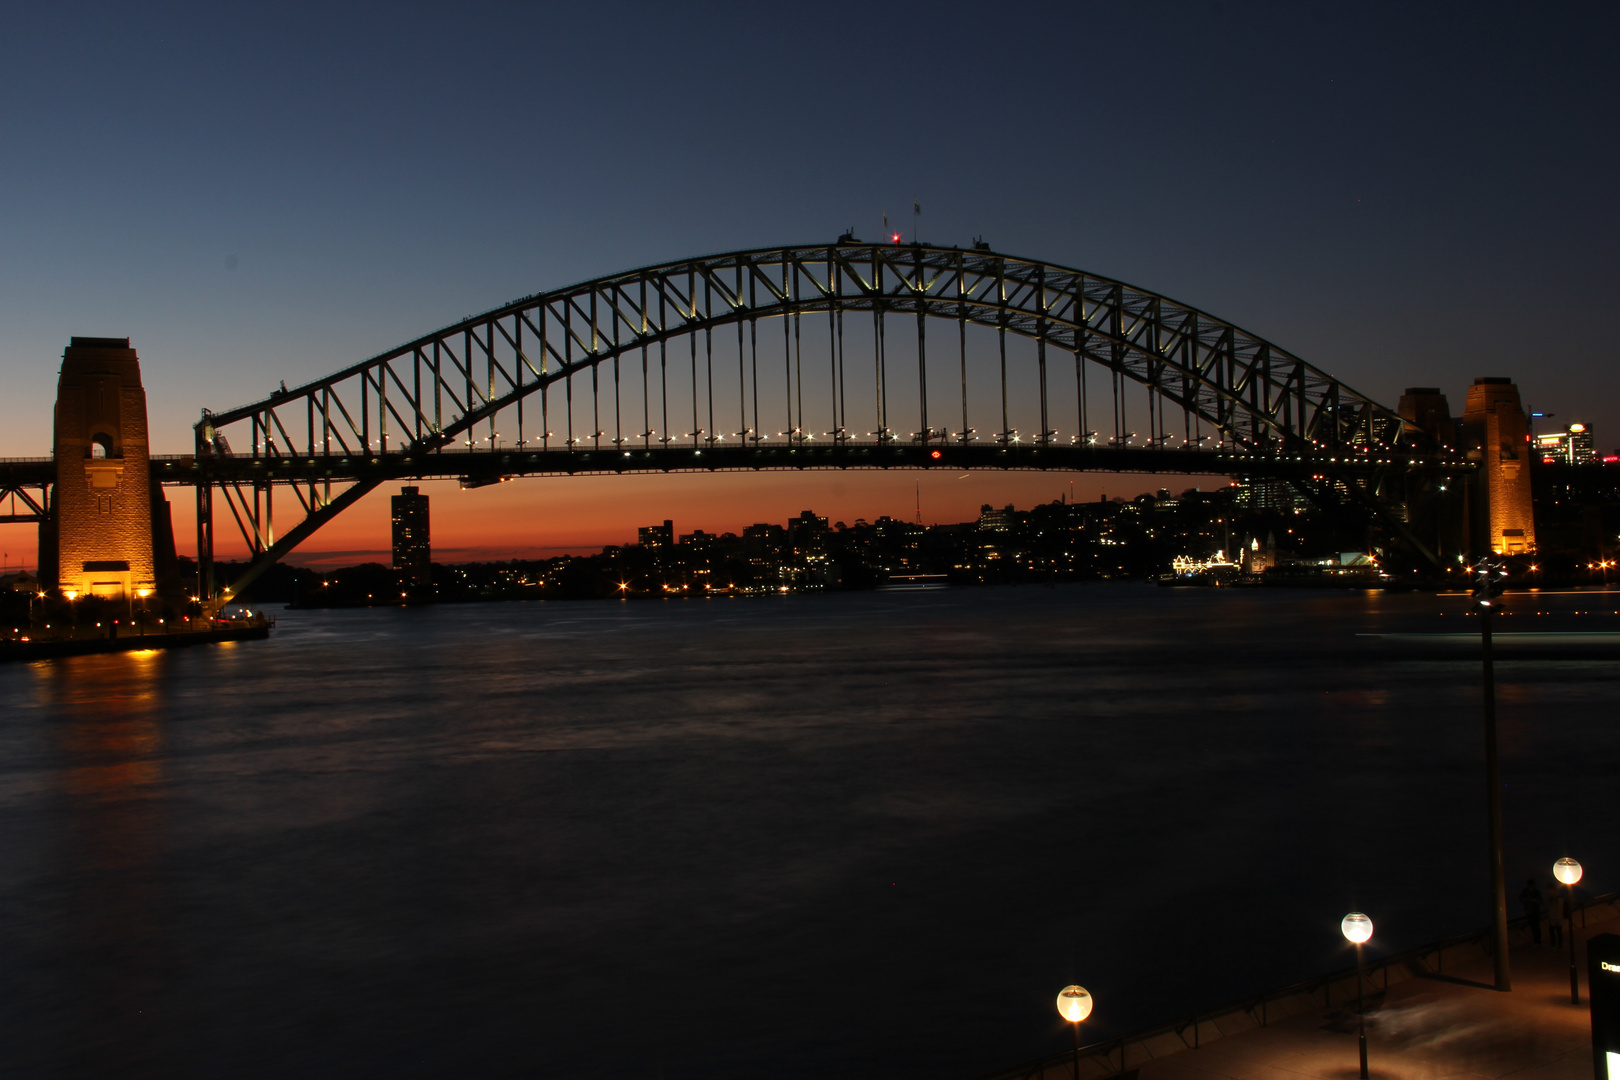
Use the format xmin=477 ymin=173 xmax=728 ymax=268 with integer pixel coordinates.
xmin=51 ymin=337 xmax=156 ymax=599
xmin=1458 ymin=377 xmax=1535 ymax=555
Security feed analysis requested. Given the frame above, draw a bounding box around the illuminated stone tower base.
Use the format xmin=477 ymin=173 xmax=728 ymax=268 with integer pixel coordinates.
xmin=53 ymin=337 xmax=156 ymax=599
xmin=1458 ymin=377 xmax=1535 ymax=555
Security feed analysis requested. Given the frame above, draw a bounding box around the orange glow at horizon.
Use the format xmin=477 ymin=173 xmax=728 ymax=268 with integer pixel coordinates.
xmin=0 ymin=470 xmax=1215 ymax=572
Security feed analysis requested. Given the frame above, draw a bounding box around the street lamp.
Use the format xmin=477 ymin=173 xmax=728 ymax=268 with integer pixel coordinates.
xmin=1341 ymin=912 xmax=1373 ymax=1079
xmin=1471 ymin=556 xmax=1513 ymax=990
xmin=1554 ymin=857 xmax=1583 ymax=1005
xmin=1056 ymin=985 xmax=1092 ymax=1080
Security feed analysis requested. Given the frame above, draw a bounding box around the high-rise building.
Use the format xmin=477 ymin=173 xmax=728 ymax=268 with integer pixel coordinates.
xmin=1535 ymin=423 xmax=1596 ymax=465
xmin=50 ymin=337 xmax=157 ymax=600
xmin=638 ymin=520 xmax=674 ymax=547
xmin=391 ymin=486 xmax=431 ymax=588
xmin=787 ymin=510 xmax=828 ymax=555
xmin=1458 ymin=377 xmax=1535 ymax=554
xmin=1536 ymin=430 xmax=1571 ymax=463
xmin=977 ymin=504 xmax=1012 ymax=532
xmin=1232 ymin=477 xmax=1308 ymax=513
xmin=1569 ymin=422 xmax=1595 ymax=463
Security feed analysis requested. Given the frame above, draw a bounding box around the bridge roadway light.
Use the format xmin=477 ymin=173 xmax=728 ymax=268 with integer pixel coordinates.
xmin=1055 ymin=985 xmax=1093 ymax=1080
xmin=1341 ymin=913 xmax=1373 ymax=1079
xmin=1554 ymin=858 xmax=1583 ymax=1004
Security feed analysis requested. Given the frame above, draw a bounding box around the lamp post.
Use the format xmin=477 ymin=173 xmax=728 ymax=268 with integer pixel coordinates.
xmin=1055 ymin=985 xmax=1093 ymax=1080
xmin=1554 ymin=857 xmax=1583 ymax=1005
xmin=1341 ymin=912 xmax=1373 ymax=1079
xmin=1471 ymin=556 xmax=1512 ymax=990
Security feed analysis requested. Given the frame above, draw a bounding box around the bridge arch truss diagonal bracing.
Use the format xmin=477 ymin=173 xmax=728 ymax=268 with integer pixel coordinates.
xmin=190 ymin=242 xmax=1423 ymax=601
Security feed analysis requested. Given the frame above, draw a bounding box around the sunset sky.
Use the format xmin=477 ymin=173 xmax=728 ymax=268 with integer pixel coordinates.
xmin=2 ymin=2 xmax=1615 ymax=570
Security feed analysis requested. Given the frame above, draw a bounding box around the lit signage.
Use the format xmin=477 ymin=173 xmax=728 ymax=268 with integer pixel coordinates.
xmin=1592 ymin=935 xmax=1620 ymax=1079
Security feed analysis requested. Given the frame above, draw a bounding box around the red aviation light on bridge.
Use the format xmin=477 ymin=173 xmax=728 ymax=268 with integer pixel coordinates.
xmin=892 ymin=233 xmax=902 ymax=244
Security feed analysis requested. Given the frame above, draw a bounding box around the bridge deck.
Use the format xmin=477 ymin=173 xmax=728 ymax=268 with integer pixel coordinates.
xmin=0 ymin=445 xmax=1468 ymax=493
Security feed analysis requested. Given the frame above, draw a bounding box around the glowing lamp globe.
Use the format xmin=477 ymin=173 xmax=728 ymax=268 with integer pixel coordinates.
xmin=1554 ymin=857 xmax=1583 ymax=886
xmin=1341 ymin=912 xmax=1373 ymax=944
xmin=1056 ymin=985 xmax=1093 ymax=1023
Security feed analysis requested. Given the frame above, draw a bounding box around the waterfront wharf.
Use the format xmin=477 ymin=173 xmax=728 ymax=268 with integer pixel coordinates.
xmin=0 ymin=621 xmax=270 ymax=662
xmin=978 ymin=892 xmax=1618 ymax=1080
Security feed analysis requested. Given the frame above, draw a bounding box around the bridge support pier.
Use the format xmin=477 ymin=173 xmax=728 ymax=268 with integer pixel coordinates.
xmin=52 ymin=337 xmax=157 ymax=600
xmin=36 ymin=500 xmax=57 ymax=591
xmin=196 ymin=477 xmax=213 ymax=603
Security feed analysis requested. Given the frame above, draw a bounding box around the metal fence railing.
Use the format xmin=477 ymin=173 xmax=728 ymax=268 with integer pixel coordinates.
xmin=971 ymin=888 xmax=1620 ymax=1080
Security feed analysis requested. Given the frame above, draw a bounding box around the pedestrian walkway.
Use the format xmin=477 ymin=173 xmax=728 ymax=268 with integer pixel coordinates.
xmin=1134 ymin=929 xmax=1600 ymax=1080
xmin=978 ymin=900 xmax=1615 ymax=1080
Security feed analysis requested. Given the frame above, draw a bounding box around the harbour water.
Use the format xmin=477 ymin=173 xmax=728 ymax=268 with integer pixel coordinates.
xmin=2 ymin=584 xmax=1616 ymax=1077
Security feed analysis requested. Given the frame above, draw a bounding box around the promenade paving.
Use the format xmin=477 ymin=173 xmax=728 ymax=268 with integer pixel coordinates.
xmin=1131 ymin=911 xmax=1610 ymax=1080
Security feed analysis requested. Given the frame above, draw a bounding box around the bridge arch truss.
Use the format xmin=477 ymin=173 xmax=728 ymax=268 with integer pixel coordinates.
xmin=194 ymin=242 xmax=1420 ymax=600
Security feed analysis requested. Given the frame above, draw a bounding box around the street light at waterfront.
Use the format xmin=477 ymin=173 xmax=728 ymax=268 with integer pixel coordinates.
xmin=1472 ymin=556 xmax=1512 ymax=990
xmin=1341 ymin=912 xmax=1373 ymax=1080
xmin=1554 ymin=857 xmax=1583 ymax=1004
xmin=1055 ymin=985 xmax=1092 ymax=1080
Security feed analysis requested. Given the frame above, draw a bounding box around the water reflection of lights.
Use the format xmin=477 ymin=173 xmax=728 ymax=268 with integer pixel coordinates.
xmin=48 ymin=655 xmax=166 ymax=798
xmin=35 ymin=652 xmax=171 ymax=1067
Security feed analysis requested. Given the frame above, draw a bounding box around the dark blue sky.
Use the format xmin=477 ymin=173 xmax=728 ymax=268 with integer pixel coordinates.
xmin=2 ymin=2 xmax=1616 ymax=551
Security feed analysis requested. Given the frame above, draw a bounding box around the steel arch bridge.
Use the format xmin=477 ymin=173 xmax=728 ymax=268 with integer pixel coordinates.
xmin=188 ymin=240 xmax=1455 ymax=602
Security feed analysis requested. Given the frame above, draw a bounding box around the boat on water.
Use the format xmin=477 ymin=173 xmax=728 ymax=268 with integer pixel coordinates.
xmin=1158 ymin=549 xmax=1387 ymax=588
xmin=1157 ymin=553 xmax=1243 ymax=587
xmin=879 ymin=573 xmax=952 ymax=592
